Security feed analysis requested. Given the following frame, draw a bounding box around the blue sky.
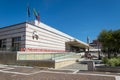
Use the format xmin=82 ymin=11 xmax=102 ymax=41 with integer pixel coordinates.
xmin=0 ymin=0 xmax=120 ymax=43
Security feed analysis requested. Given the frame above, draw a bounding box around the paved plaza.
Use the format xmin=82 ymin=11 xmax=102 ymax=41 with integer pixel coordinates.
xmin=0 ymin=64 xmax=119 ymax=80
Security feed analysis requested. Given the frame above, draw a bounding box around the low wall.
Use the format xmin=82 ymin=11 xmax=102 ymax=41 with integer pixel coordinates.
xmin=0 ymin=51 xmax=55 ymax=68
xmin=17 ymin=60 xmax=55 ymax=68
xmin=0 ymin=52 xmax=17 ymax=64
xmin=55 ymin=59 xmax=76 ymax=69
xmin=0 ymin=51 xmax=77 ymax=69
xmin=17 ymin=59 xmax=76 ymax=69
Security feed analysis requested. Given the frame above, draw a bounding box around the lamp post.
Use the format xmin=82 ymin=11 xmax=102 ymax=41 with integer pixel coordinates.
xmin=97 ymin=40 xmax=101 ymax=60
xmin=87 ymin=36 xmax=90 ymax=53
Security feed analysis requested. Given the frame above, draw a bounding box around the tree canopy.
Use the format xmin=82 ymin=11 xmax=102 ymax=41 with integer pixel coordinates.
xmin=98 ymin=29 xmax=120 ymax=58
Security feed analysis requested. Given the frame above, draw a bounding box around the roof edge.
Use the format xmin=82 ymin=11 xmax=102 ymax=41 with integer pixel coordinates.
xmin=0 ymin=22 xmax=27 ymax=29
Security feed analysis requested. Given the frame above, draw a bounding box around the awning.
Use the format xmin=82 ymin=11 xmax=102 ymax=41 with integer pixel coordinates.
xmin=66 ymin=39 xmax=90 ymax=48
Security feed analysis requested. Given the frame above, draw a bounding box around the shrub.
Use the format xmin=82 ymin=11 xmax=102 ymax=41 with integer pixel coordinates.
xmin=102 ymin=57 xmax=120 ymax=67
xmin=102 ymin=57 xmax=108 ymax=64
xmin=107 ymin=58 xmax=118 ymax=67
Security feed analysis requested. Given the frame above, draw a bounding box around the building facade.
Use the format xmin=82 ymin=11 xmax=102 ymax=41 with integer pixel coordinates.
xmin=0 ymin=20 xmax=90 ymax=68
xmin=89 ymin=39 xmax=101 ymax=52
xmin=0 ymin=20 xmax=89 ymax=53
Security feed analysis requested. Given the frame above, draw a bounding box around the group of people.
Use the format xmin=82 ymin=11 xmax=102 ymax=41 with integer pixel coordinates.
xmin=84 ymin=52 xmax=92 ymax=59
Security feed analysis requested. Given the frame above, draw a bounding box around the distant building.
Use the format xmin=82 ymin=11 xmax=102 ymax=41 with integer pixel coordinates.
xmin=89 ymin=39 xmax=101 ymax=52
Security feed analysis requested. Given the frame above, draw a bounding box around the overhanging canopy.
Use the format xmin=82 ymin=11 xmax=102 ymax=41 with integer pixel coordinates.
xmin=66 ymin=39 xmax=90 ymax=49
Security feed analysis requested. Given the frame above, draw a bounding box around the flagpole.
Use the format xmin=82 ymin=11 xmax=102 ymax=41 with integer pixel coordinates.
xmin=26 ymin=3 xmax=30 ymax=23
xmin=33 ymin=8 xmax=40 ymax=24
xmin=37 ymin=11 xmax=40 ymax=24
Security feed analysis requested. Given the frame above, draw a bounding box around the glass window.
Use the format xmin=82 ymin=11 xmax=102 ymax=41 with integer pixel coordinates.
xmin=12 ymin=37 xmax=21 ymax=51
xmin=0 ymin=39 xmax=6 ymax=50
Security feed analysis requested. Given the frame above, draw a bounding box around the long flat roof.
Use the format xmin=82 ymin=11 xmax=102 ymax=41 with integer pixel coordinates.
xmin=0 ymin=22 xmax=26 ymax=29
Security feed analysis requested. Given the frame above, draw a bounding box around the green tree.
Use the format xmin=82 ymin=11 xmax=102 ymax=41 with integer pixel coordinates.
xmin=98 ymin=29 xmax=120 ymax=58
xmin=113 ymin=29 xmax=120 ymax=56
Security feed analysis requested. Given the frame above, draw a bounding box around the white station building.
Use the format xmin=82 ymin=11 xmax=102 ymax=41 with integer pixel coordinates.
xmin=0 ymin=20 xmax=90 ymax=65
xmin=0 ymin=20 xmax=90 ymax=68
xmin=0 ymin=20 xmax=89 ymax=53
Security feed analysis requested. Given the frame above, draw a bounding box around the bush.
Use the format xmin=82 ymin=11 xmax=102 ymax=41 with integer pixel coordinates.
xmin=102 ymin=57 xmax=120 ymax=67
xmin=102 ymin=57 xmax=108 ymax=64
xmin=107 ymin=58 xmax=118 ymax=67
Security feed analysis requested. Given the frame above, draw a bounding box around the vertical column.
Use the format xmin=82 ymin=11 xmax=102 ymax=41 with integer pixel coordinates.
xmin=6 ymin=38 xmax=12 ymax=51
xmin=65 ymin=43 xmax=71 ymax=52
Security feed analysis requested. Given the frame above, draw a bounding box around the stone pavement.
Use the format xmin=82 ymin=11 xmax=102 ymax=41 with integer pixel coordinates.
xmin=0 ymin=64 xmax=119 ymax=80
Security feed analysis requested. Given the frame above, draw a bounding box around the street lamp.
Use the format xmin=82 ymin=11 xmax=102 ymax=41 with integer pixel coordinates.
xmin=87 ymin=36 xmax=90 ymax=53
xmin=97 ymin=40 xmax=101 ymax=60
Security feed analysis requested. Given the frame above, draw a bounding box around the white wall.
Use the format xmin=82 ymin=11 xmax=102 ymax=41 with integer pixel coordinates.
xmin=25 ymin=22 xmax=71 ymax=52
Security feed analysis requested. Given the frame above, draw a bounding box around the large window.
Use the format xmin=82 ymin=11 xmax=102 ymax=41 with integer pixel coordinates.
xmin=12 ymin=37 xmax=21 ymax=51
xmin=0 ymin=39 xmax=6 ymax=50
